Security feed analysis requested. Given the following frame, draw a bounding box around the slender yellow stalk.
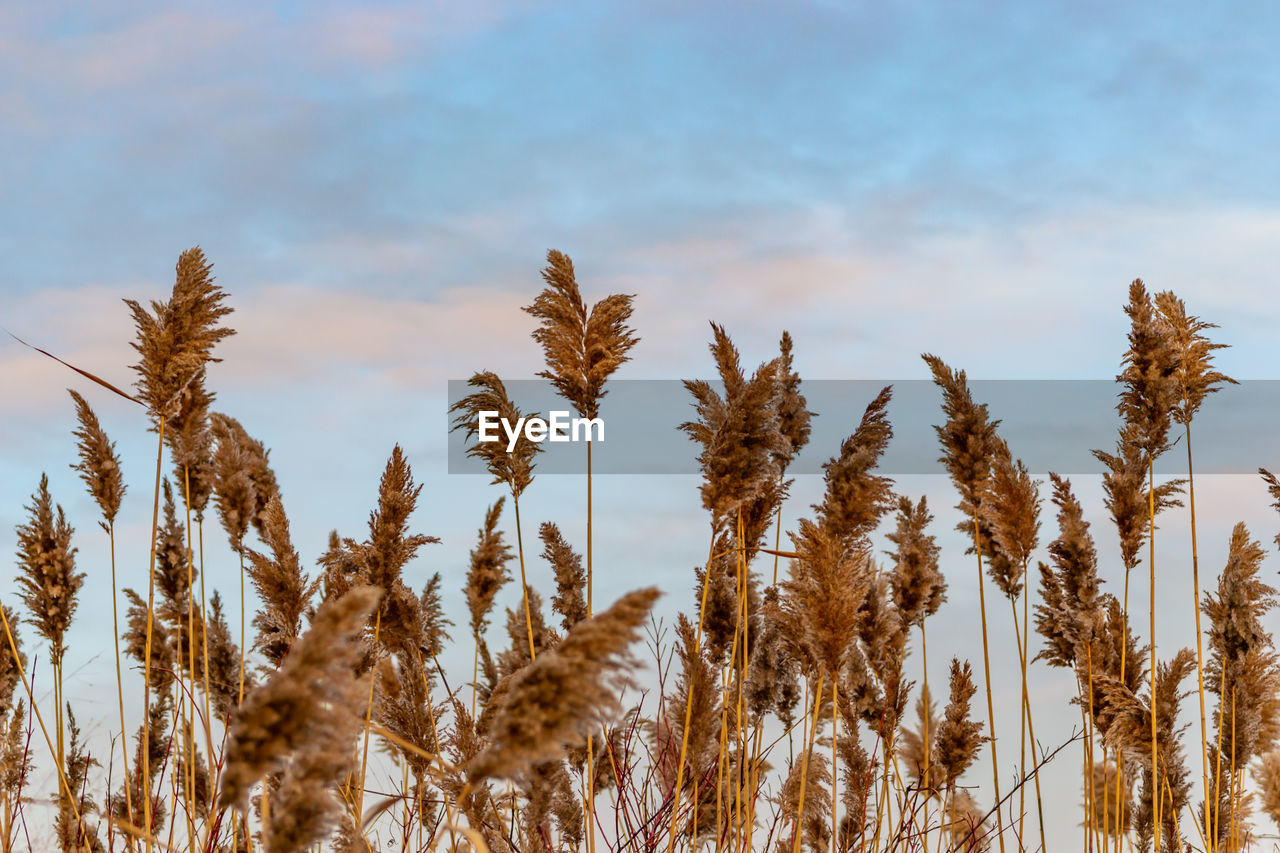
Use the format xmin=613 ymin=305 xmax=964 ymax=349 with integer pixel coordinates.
xmin=181 ymin=467 xmax=199 ymax=838
xmin=141 ymin=414 xmax=166 ymax=852
xmin=1213 ymin=656 xmax=1224 ymax=849
xmin=1148 ymin=458 xmax=1160 ymax=853
xmin=512 ymin=495 xmax=536 ymax=662
xmin=1183 ymin=422 xmax=1212 ymax=853
xmin=356 ymin=609 xmax=382 ymax=824
xmin=586 ymin=439 xmax=596 ymax=853
xmin=921 ymin=622 xmax=931 ymax=853
xmin=772 ymin=506 xmax=783 ymax=587
xmin=238 ymin=548 xmax=246 ymax=704
xmin=1010 ymin=592 xmax=1048 ymax=853
xmin=735 ymin=511 xmax=749 ymax=853
xmin=1115 ymin=565 xmax=1132 ymax=853
xmin=970 ymin=515 xmax=1006 ymax=853
xmin=1229 ymin=689 xmax=1237 ymax=853
xmin=715 ymin=665 xmax=728 ymax=853
xmin=195 ymin=521 xmax=214 ymax=789
xmin=106 ymin=520 xmax=137 ymax=849
xmin=665 ymin=534 xmax=718 ymax=853
xmin=791 ymin=670 xmax=825 ymax=853
xmin=832 ymin=680 xmax=839 ymax=853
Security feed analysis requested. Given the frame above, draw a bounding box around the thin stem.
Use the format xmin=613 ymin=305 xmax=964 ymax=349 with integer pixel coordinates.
xmin=792 ymin=670 xmax=825 ymax=853
xmin=1148 ymin=457 xmax=1159 ymax=853
xmin=970 ymin=515 xmax=1006 ymax=853
xmin=357 ymin=609 xmax=383 ymax=826
xmin=1184 ymin=421 xmax=1212 ymax=853
xmin=1009 ymin=591 xmax=1048 ymax=853
xmin=512 ymin=494 xmax=536 ymax=662
xmin=107 ymin=521 xmax=137 ymax=848
xmin=142 ymin=414 xmax=165 ymax=851
xmin=921 ymin=621 xmax=931 ymax=853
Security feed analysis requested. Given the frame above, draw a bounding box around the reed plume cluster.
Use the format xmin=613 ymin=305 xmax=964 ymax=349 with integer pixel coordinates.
xmin=9 ymin=246 xmax=1280 ymax=853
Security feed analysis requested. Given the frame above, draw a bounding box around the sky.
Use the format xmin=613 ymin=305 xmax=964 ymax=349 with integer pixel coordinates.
xmin=4 ymin=0 xmax=1280 ymax=847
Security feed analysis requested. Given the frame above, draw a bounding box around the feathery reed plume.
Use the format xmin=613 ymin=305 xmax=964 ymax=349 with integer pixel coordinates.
xmin=1202 ymin=523 xmax=1280 ymax=847
xmin=452 ymin=374 xmax=541 ymax=661
xmin=222 ymin=585 xmax=380 ymax=847
xmin=980 ymin=440 xmax=1040 ymax=600
xmin=122 ymin=589 xmax=174 ymax=691
xmin=1253 ymin=748 xmax=1280 ymax=831
xmin=245 ymin=495 xmax=317 ymax=667
xmin=540 ymin=522 xmax=588 ymax=631
xmin=14 ymin=474 xmax=83 ymax=670
xmin=1117 ymin=279 xmax=1179 ymax=460
xmin=110 ymin=697 xmax=171 ymax=834
xmin=934 ymin=659 xmax=985 ymax=795
xmin=1097 ymin=649 xmax=1195 ymax=849
xmin=1035 ymin=474 xmax=1104 ymax=669
xmin=885 ymin=493 xmax=945 ymax=838
xmin=54 ymin=707 xmax=102 ymax=852
xmin=835 ymin=731 xmax=874 ymax=849
xmin=1260 ymin=469 xmax=1280 ymax=552
xmin=746 ymin=589 xmax=801 ymax=725
xmin=69 ymin=389 xmax=126 ymax=526
xmin=349 ymin=446 xmax=439 ymax=650
xmin=210 ymin=412 xmax=256 ymax=552
xmin=15 ymin=474 xmax=83 ymax=809
xmin=944 ymin=790 xmax=989 ymax=852
xmin=1153 ymin=290 xmax=1235 ymax=425
xmin=167 ymin=369 xmax=215 ymax=520
xmin=206 ymin=591 xmax=245 ymax=718
xmin=451 ymin=371 xmax=541 ymax=500
xmin=468 ymin=586 xmax=660 ymax=783
xmin=466 ymin=500 xmax=514 ymax=640
xmin=419 ymin=572 xmax=452 ymax=661
xmin=897 ymin=684 xmax=940 ymax=790
xmin=921 ymin=355 xmax=1002 ymax=532
xmin=496 ymin=587 xmax=558 ymax=677
xmin=126 ymin=246 xmax=235 ymax=424
xmin=770 ymin=331 xmax=814 ymax=588
xmin=0 ymin=606 xmax=22 ymax=725
xmin=776 ymin=331 xmax=813 ymax=468
xmin=775 ymin=520 xmax=870 ymax=682
xmin=1 ymin=700 xmax=31 ymax=841
xmin=656 ymin=615 xmax=723 ymax=792
xmin=154 ymin=479 xmax=191 ymax=623
xmin=777 ymin=748 xmax=832 ymax=853
xmin=887 ymin=496 xmax=946 ymax=630
xmin=1092 ymin=756 xmax=1133 ymax=839
xmin=855 ymin=573 xmax=910 ymax=729
xmin=235 ymin=421 xmax=280 ymax=539
xmin=681 ymin=324 xmax=786 ymax=535
xmin=524 ymin=249 xmax=638 ymax=422
xmin=373 ymin=655 xmax=439 ymax=783
xmin=814 ymin=385 xmax=895 ymax=548
xmin=1203 ymin=524 xmax=1279 ymax=761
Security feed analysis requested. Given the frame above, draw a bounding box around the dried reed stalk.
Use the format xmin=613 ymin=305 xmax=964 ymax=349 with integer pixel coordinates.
xmin=923 ymin=353 xmax=1006 ymax=853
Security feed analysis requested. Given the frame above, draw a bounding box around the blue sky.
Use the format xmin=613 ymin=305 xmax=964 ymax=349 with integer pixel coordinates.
xmin=5 ymin=0 xmax=1280 ymax=846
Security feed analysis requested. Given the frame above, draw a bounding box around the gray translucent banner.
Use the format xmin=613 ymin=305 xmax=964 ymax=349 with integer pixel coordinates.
xmin=446 ymin=379 xmax=1278 ymax=475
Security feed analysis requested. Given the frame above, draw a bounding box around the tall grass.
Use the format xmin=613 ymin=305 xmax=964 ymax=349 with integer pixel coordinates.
xmin=5 ymin=251 xmax=1280 ymax=853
